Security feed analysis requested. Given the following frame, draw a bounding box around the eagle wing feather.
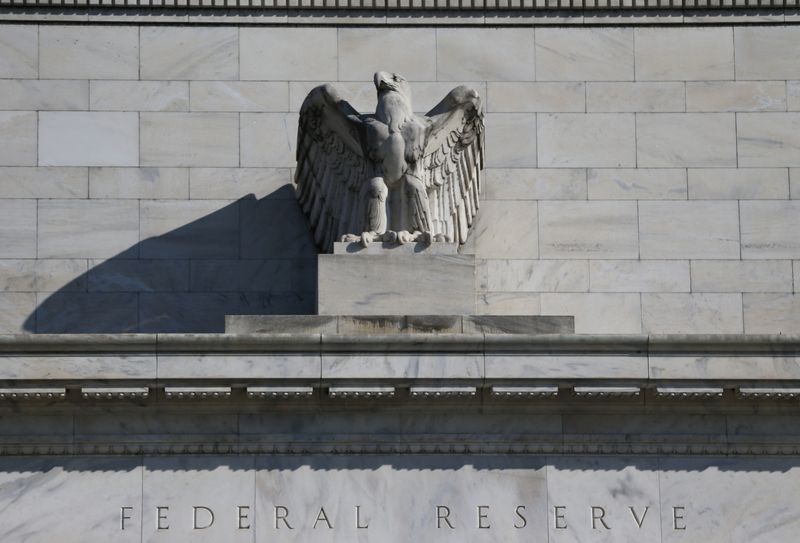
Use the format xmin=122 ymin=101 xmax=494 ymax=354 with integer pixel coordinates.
xmin=421 ymin=85 xmax=485 ymax=245
xmin=295 ymin=85 xmax=370 ymax=253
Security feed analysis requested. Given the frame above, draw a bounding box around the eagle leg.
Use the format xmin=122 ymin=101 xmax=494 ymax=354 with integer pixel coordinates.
xmin=398 ymin=173 xmax=433 ymax=245
xmin=357 ymin=177 xmax=390 ymax=248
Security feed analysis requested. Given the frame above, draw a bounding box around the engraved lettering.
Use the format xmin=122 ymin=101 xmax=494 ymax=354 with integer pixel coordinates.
xmin=672 ymin=506 xmax=686 ymax=530
xmin=514 ymin=506 xmax=527 ymax=529
xmin=237 ymin=506 xmax=250 ymax=530
xmin=591 ymin=506 xmax=610 ymax=530
xmin=436 ymin=506 xmax=455 ymax=529
xmin=356 ymin=505 xmax=369 ymax=529
xmin=192 ymin=506 xmax=214 ymax=530
xmin=120 ymin=507 xmax=133 ymax=530
xmin=157 ymin=506 xmax=169 ymax=530
xmin=313 ymin=507 xmax=333 ymax=529
xmin=477 ymin=506 xmax=490 ymax=529
xmin=629 ymin=506 xmax=649 ymax=528
xmin=275 ymin=506 xmax=293 ymax=529
xmin=554 ymin=506 xmax=567 ymax=529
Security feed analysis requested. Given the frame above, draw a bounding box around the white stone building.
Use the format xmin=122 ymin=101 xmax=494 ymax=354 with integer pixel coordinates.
xmin=0 ymin=7 xmax=799 ymax=542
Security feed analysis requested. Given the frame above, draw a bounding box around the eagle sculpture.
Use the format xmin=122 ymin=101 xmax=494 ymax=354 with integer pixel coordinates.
xmin=294 ymin=71 xmax=484 ymax=253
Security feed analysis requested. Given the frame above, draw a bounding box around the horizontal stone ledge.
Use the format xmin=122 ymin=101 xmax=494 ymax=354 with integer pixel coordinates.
xmin=1 ymin=333 xmax=799 ymax=355
xmin=0 ymin=1 xmax=794 ymax=10
xmin=1 ymin=6 xmax=797 ymax=26
xmin=0 ymin=334 xmax=157 ymax=353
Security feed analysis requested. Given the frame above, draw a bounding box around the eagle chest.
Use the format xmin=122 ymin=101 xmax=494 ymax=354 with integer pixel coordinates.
xmin=365 ymin=119 xmax=425 ymax=184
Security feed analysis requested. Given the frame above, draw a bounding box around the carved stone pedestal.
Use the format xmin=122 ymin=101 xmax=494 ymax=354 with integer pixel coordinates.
xmin=317 ymin=242 xmax=477 ymax=315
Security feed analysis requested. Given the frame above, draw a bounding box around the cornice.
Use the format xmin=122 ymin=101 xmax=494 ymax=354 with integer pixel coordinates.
xmin=0 ymin=334 xmax=798 ymax=403
xmin=0 ymin=0 xmax=794 ymax=10
xmin=2 ymin=440 xmax=800 ymax=456
xmin=0 ymin=6 xmax=796 ymax=25
xmin=2 ymin=333 xmax=798 ymax=355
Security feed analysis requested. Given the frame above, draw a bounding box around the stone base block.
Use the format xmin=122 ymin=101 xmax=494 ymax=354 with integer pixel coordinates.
xmin=318 ymin=244 xmax=476 ymax=315
xmin=225 ymin=314 xmax=575 ymax=334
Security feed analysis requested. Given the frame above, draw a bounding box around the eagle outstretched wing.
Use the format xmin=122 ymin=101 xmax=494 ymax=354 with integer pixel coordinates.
xmin=295 ymin=84 xmax=370 ymax=253
xmin=421 ymin=85 xmax=485 ymax=245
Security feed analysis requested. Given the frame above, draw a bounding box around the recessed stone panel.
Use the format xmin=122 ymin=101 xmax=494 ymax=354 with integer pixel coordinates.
xmin=485 ymin=169 xmax=586 ymax=200
xmin=686 ymin=81 xmax=786 ymax=112
xmin=688 ymin=168 xmax=789 ymax=200
xmin=635 ymin=27 xmax=734 ymax=81
xmin=488 ymin=83 xmax=584 ymax=113
xmin=39 ymin=112 xmax=139 ymax=167
xmin=0 ymin=25 xmax=37 ymax=78
xmin=39 ymin=25 xmax=138 ymax=80
xmin=535 ymin=28 xmax=634 ymax=82
xmin=741 ymin=201 xmax=800 ymax=259
xmin=590 ymin=260 xmax=690 ymax=293
xmin=338 ymin=28 xmax=436 ymax=81
xmin=437 ymin=28 xmax=534 ymax=82
xmin=588 ymin=168 xmax=687 ymax=200
xmin=744 ymin=293 xmax=800 ymax=334
xmin=537 ymin=114 xmax=636 ymax=168
xmin=638 ymin=201 xmax=740 ymax=260
xmin=540 ymin=293 xmax=642 ymax=334
xmin=38 ymin=199 xmax=139 ymax=259
xmin=473 ymin=200 xmax=538 ymax=259
xmin=738 ymin=113 xmax=800 ymax=167
xmin=642 ymin=293 xmax=744 ymax=334
xmin=484 ymin=113 xmax=537 ymax=168
xmin=240 ymin=113 xmax=298 ymax=168
xmin=539 ymin=201 xmax=638 ymax=259
xmin=241 ymin=28 xmax=338 ymax=81
xmin=637 ymin=113 xmax=737 ymax=168
xmin=0 ymin=80 xmax=88 ymax=111
xmin=587 ymin=82 xmax=684 ymax=113
xmin=90 ymin=81 xmax=189 ymax=112
xmin=0 ymin=199 xmax=36 ymax=258
xmin=190 ymin=82 xmax=289 ymax=113
xmin=735 ymin=26 xmax=800 ymax=80
xmin=141 ymin=113 xmax=239 ymax=168
xmin=0 ymin=111 xmax=36 ymax=167
xmin=691 ymin=260 xmax=793 ymax=293
xmin=140 ymin=27 xmax=238 ymax=80
xmin=89 ymin=167 xmax=189 ymax=199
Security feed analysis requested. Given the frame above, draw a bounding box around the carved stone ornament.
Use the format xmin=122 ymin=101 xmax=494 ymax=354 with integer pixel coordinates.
xmin=294 ymin=72 xmax=485 ymax=253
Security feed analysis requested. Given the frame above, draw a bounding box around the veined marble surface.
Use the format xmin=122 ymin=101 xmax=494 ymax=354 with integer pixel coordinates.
xmin=0 ymin=455 xmax=798 ymax=542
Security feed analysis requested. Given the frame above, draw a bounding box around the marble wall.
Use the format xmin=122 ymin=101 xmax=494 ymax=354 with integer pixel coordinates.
xmin=1 ymin=24 xmax=799 ymax=333
xmin=0 ymin=454 xmax=798 ymax=542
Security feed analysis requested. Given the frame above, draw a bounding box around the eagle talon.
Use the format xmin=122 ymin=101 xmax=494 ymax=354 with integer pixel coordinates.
xmin=397 ymin=230 xmax=415 ymax=244
xmin=361 ymin=231 xmax=376 ymax=247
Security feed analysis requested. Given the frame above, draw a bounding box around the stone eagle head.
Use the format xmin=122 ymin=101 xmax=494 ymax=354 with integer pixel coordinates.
xmin=374 ymin=71 xmax=412 ymax=100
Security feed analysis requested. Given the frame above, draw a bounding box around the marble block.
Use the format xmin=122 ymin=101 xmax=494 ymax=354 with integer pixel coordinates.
xmin=317 ymin=249 xmax=476 ymax=316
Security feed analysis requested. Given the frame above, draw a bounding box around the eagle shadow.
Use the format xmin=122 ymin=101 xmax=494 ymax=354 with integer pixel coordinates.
xmin=23 ymin=187 xmax=318 ymax=334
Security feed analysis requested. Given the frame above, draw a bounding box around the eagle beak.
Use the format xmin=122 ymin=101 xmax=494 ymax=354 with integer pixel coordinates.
xmin=374 ymin=71 xmax=390 ymax=91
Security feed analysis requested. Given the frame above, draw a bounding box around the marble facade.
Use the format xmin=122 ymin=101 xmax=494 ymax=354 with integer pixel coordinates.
xmin=2 ymin=9 xmax=800 ymax=543
xmin=0 ymin=24 xmax=799 ymax=333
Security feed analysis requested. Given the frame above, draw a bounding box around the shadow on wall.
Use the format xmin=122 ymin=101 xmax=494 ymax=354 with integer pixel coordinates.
xmin=24 ymin=187 xmax=318 ymax=334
